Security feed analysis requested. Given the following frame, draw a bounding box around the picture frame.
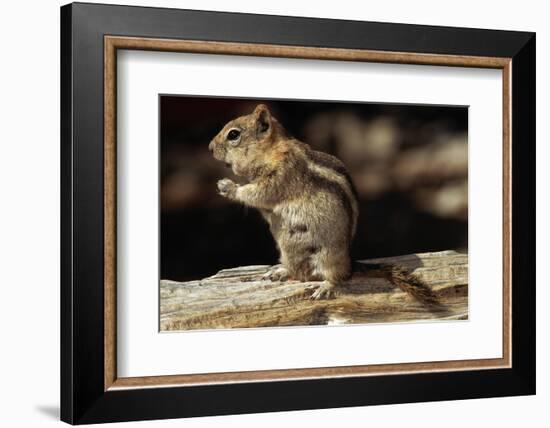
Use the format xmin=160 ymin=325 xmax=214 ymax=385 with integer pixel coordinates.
xmin=60 ymin=2 xmax=535 ymax=424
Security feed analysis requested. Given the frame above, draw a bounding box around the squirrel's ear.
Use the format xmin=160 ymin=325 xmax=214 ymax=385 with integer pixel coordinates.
xmin=253 ymin=104 xmax=272 ymax=137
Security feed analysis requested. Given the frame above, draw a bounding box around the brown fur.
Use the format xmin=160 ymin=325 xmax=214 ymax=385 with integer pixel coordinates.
xmin=209 ymin=104 xmax=438 ymax=304
xmin=354 ymin=263 xmax=441 ymax=306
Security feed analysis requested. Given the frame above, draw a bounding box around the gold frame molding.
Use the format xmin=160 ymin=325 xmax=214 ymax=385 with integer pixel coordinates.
xmin=104 ymin=35 xmax=512 ymax=391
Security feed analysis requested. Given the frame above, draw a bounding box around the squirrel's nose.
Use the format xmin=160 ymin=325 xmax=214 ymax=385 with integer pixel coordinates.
xmin=208 ymin=141 xmax=214 ymax=152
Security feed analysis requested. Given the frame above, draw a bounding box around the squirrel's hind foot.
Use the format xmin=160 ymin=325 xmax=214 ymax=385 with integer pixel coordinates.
xmin=306 ymin=281 xmax=336 ymax=300
xmin=262 ymin=265 xmax=290 ymax=282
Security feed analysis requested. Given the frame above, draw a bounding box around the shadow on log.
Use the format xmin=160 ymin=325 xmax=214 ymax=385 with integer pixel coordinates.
xmin=160 ymin=250 xmax=468 ymax=331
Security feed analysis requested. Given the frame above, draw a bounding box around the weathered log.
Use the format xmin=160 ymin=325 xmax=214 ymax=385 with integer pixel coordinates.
xmin=160 ymin=250 xmax=468 ymax=331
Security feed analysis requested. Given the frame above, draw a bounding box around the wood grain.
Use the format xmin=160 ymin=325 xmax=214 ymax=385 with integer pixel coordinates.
xmin=103 ymin=36 xmax=512 ymax=389
xmin=111 ymin=356 xmax=506 ymax=390
xmin=160 ymin=251 xmax=468 ymax=331
xmin=105 ymin=36 xmax=510 ymax=68
xmin=104 ymin=35 xmax=117 ymax=391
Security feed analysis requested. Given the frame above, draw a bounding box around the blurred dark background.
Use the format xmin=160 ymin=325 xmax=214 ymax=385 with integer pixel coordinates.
xmin=160 ymin=96 xmax=468 ymax=281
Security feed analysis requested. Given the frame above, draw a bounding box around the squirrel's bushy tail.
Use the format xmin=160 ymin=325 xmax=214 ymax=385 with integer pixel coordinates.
xmin=354 ymin=262 xmax=441 ymax=307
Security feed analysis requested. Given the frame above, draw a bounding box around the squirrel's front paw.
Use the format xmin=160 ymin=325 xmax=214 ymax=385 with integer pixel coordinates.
xmin=217 ymin=178 xmax=238 ymax=198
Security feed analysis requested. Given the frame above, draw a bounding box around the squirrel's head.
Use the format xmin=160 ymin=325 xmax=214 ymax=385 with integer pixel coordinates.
xmin=209 ymin=104 xmax=285 ymax=179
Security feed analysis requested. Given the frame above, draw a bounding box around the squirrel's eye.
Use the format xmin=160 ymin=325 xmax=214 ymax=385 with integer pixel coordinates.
xmin=227 ymin=129 xmax=241 ymax=142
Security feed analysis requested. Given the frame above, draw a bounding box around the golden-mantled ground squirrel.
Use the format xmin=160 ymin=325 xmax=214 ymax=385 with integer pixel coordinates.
xmin=209 ymin=104 xmax=439 ymax=304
